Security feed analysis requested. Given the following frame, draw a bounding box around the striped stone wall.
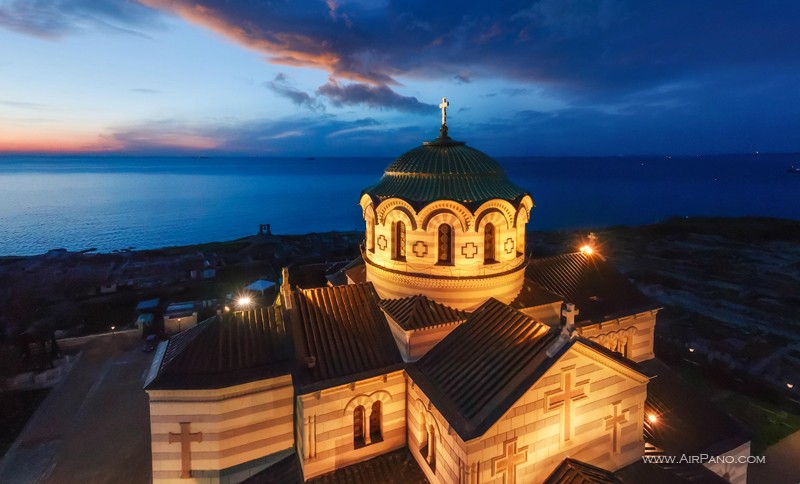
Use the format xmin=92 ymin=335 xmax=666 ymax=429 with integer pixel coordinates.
xmin=407 ymin=381 xmax=468 ymax=484
xmin=147 ymin=375 xmax=295 ymax=483
xmin=366 ymin=261 xmax=526 ymax=311
xmin=296 ymin=370 xmax=406 ymax=480
xmin=705 ymin=441 xmax=750 ymax=484
xmin=465 ymin=341 xmax=648 ymax=483
xmin=577 ymin=310 xmax=659 ymax=362
xmin=385 ymin=316 xmax=462 ymax=362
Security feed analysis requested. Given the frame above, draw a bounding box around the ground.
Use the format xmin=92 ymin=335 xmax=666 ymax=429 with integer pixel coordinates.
xmin=1 ymin=217 xmax=799 ymax=483
xmin=0 ymin=331 xmax=153 ymax=483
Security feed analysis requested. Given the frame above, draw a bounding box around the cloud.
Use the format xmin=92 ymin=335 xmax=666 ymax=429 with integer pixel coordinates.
xmin=103 ymin=114 xmax=432 ymax=156
xmin=0 ymin=99 xmax=46 ymax=109
xmin=0 ymin=0 xmax=163 ymax=39
xmin=137 ymin=0 xmax=800 ymax=98
xmin=264 ymin=73 xmax=324 ymax=111
xmin=317 ymin=80 xmax=435 ymax=113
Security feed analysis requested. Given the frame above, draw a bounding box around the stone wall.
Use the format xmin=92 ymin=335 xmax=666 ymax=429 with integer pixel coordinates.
xmin=147 ymin=375 xmax=294 ymax=483
xmin=465 ymin=342 xmax=648 ymax=483
xmin=296 ymin=370 xmax=407 ymax=480
xmin=577 ymin=310 xmax=659 ymax=362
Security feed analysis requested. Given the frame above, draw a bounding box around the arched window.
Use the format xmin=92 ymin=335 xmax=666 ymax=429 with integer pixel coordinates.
xmin=370 ymin=401 xmax=383 ymax=443
xmin=354 ymin=405 xmax=365 ymax=448
xmin=484 ymin=223 xmax=496 ymax=263
xmin=427 ymin=424 xmax=437 ymax=471
xmin=419 ymin=415 xmax=436 ymax=472
xmin=392 ymin=221 xmax=406 ymax=260
xmin=437 ymin=224 xmax=453 ymax=264
xmin=516 ymin=209 xmax=527 ymax=256
xmin=366 ymin=216 xmax=375 ymax=252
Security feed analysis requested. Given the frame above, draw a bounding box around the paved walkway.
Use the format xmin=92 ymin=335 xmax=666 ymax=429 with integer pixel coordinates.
xmin=749 ymin=429 xmax=800 ymax=484
xmin=0 ymin=331 xmax=153 ymax=484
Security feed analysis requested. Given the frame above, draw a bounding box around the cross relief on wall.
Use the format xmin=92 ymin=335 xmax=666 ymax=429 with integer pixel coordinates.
xmin=377 ymin=234 xmax=387 ymax=251
xmin=168 ymin=422 xmax=203 ymax=479
xmin=461 ymin=242 xmax=478 ymax=259
xmin=604 ymin=401 xmax=631 ymax=454
xmin=492 ymin=438 xmax=528 ymax=484
xmin=504 ymin=237 xmax=515 ymax=254
xmin=413 ymin=240 xmax=428 ymax=257
xmin=545 ymin=368 xmax=589 ymax=443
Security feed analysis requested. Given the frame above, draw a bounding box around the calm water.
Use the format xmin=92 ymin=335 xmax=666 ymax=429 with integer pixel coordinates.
xmin=0 ymin=154 xmax=798 ymax=256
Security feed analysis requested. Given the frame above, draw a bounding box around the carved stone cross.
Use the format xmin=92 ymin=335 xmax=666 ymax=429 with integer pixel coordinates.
xmin=413 ymin=240 xmax=428 ymax=258
xmin=461 ymin=242 xmax=478 ymax=259
xmin=546 ymin=370 xmax=588 ymax=442
xmin=493 ymin=438 xmax=528 ymax=484
xmin=169 ymin=422 xmax=203 ymax=479
xmin=504 ymin=237 xmax=515 ymax=254
xmin=439 ymin=97 xmax=449 ymax=126
xmin=604 ymin=401 xmax=629 ymax=454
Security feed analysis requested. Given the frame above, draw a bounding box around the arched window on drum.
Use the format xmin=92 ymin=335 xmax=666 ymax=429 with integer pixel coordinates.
xmin=437 ymin=224 xmax=453 ymax=265
xmin=392 ymin=221 xmax=406 ymax=260
xmin=484 ymin=223 xmax=497 ymax=263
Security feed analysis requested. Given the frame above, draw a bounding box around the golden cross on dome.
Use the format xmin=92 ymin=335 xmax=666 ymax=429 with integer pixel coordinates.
xmin=439 ymin=97 xmax=449 ymax=126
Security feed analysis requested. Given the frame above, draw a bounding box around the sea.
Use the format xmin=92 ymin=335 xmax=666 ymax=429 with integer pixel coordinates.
xmin=0 ymin=154 xmax=798 ymax=256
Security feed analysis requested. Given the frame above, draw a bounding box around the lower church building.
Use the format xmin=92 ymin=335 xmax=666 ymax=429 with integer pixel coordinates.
xmin=144 ymin=109 xmax=750 ymax=483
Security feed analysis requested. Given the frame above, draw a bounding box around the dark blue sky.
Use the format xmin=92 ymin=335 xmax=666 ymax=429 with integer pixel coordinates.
xmin=1 ymin=0 xmax=799 ymax=156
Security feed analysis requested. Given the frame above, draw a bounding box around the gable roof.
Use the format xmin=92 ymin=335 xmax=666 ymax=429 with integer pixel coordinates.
xmin=408 ymin=298 xmax=560 ymax=440
xmin=326 ymin=256 xmax=365 ymax=286
xmin=637 ymin=358 xmax=749 ymax=455
xmin=545 ymin=457 xmax=729 ymax=484
xmin=614 ymin=460 xmax=728 ymax=483
xmin=243 ymin=448 xmax=427 ymax=484
xmin=544 ymin=458 xmax=621 ymax=484
xmin=145 ymin=305 xmax=294 ymax=390
xmin=291 ymin=282 xmax=404 ymax=393
xmin=527 ymin=252 xmax=660 ymax=325
xmin=380 ymin=294 xmax=468 ymax=331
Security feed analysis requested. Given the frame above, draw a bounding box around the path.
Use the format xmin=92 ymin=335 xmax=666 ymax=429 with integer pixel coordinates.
xmin=0 ymin=331 xmax=153 ymax=484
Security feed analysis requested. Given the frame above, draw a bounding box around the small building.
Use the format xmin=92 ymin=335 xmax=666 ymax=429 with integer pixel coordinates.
xmin=163 ymin=301 xmax=198 ymax=334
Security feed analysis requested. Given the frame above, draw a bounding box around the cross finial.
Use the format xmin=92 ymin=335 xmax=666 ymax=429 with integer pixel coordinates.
xmin=439 ymin=97 xmax=449 ymax=126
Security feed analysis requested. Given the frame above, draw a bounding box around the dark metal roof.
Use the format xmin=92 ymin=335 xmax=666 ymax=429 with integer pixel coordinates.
xmin=408 ymin=298 xmax=561 ymax=440
xmin=243 ymin=448 xmax=427 ymax=484
xmin=292 ymin=282 xmax=404 ymax=393
xmin=326 ymin=256 xmax=364 ymax=286
xmin=509 ymin=275 xmax=564 ymax=309
xmin=362 ymin=137 xmax=529 ymax=210
xmin=241 ymin=452 xmax=302 ymax=484
xmin=527 ymin=253 xmax=661 ymax=325
xmin=637 ymin=358 xmax=749 ymax=456
xmin=544 ymin=458 xmax=621 ymax=484
xmin=380 ymin=295 xmax=468 ymax=331
xmin=145 ymin=306 xmax=294 ymax=390
xmin=614 ymin=460 xmax=728 ymax=483
xmin=545 ymin=457 xmax=728 ymax=484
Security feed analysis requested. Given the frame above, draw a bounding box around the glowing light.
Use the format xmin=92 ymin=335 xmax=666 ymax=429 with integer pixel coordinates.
xmin=688 ymin=347 xmax=695 ymax=353
xmin=224 ymin=305 xmax=230 ymax=312
xmin=237 ymin=296 xmax=252 ymax=308
xmin=788 ymin=383 xmax=794 ymax=389
xmin=647 ymin=413 xmax=658 ymax=424
xmin=110 ymin=325 xmax=116 ymax=331
xmin=579 ymin=245 xmax=594 ymax=255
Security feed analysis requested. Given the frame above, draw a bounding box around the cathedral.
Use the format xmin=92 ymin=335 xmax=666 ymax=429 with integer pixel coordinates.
xmin=144 ymin=100 xmax=750 ymax=483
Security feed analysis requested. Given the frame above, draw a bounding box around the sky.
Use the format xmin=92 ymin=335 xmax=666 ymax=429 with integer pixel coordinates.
xmin=0 ymin=0 xmax=799 ymax=157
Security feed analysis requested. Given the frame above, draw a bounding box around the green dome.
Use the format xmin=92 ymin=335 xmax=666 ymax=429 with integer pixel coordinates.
xmin=363 ymin=133 xmax=529 ymax=210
